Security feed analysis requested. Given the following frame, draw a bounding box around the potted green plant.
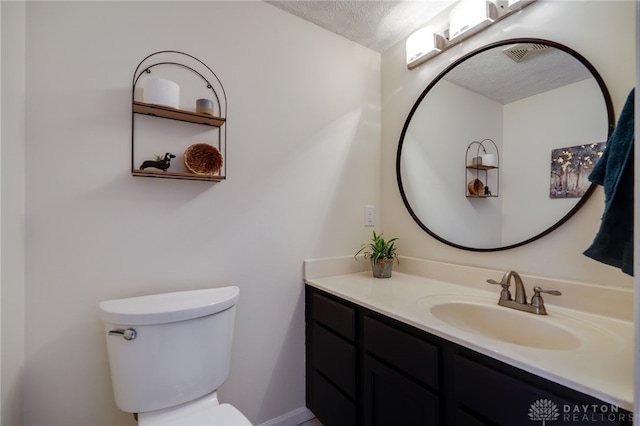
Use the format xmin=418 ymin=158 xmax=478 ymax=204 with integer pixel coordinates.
xmin=355 ymin=231 xmax=399 ymax=278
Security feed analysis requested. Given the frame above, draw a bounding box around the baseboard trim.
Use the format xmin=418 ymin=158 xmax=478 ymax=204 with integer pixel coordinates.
xmin=257 ymin=406 xmax=315 ymax=426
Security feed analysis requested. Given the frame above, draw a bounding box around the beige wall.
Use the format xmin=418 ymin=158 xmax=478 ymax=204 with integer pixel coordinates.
xmin=2 ymin=1 xmax=637 ymax=425
xmin=381 ymin=0 xmax=635 ymax=287
xmin=5 ymin=1 xmax=381 ymax=425
xmin=1 ymin=1 xmax=26 ymax=425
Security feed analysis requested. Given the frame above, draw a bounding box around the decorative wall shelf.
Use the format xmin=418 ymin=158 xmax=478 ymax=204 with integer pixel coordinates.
xmin=133 ymin=101 xmax=226 ymax=127
xmin=131 ymin=51 xmax=227 ymax=182
xmin=465 ymin=139 xmax=499 ymax=198
xmin=132 ymin=169 xmax=224 ymax=182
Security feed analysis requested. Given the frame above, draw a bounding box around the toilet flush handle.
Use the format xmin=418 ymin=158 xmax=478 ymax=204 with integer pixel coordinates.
xmin=108 ymin=328 xmax=137 ymax=341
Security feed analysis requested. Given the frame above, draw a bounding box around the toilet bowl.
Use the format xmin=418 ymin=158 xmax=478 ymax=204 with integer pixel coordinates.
xmin=99 ymin=286 xmax=251 ymax=425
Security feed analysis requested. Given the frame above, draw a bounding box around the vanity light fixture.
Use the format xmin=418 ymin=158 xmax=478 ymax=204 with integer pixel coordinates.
xmin=406 ymin=27 xmax=446 ymax=69
xmin=449 ymin=0 xmax=498 ymax=42
xmin=406 ymin=0 xmax=536 ymax=69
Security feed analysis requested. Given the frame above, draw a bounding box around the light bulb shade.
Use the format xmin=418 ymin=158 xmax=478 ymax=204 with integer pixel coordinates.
xmin=406 ymin=27 xmax=444 ymax=68
xmin=449 ymin=0 xmax=497 ymax=41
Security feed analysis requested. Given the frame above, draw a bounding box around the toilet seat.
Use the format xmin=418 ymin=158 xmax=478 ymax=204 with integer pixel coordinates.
xmin=138 ymin=392 xmax=252 ymax=426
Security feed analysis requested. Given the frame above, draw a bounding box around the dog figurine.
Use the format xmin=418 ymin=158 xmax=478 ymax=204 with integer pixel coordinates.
xmin=140 ymin=153 xmax=176 ymax=172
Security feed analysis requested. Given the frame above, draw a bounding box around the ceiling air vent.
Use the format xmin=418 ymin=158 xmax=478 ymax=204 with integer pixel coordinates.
xmin=502 ymin=43 xmax=552 ymax=63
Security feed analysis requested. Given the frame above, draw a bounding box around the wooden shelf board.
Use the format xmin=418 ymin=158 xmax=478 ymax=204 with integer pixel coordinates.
xmin=133 ymin=101 xmax=226 ymax=127
xmin=466 ymin=165 xmax=498 ymax=170
xmin=132 ymin=169 xmax=225 ymax=181
xmin=466 ymin=194 xmax=498 ymax=198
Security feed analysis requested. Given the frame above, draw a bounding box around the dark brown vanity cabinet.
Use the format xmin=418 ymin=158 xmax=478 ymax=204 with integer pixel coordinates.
xmin=363 ymin=317 xmax=439 ymax=425
xmin=305 ymin=285 xmax=632 ymax=426
xmin=306 ymin=290 xmax=358 ymax=426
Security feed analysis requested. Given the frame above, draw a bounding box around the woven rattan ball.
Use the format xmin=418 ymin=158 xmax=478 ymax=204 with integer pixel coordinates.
xmin=184 ymin=143 xmax=223 ymax=175
xmin=467 ymin=178 xmax=484 ymax=196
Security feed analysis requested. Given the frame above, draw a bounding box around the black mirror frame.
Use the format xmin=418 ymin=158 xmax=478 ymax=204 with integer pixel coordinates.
xmin=396 ymin=38 xmax=615 ymax=252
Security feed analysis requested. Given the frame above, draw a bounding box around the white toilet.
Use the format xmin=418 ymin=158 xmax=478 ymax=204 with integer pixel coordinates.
xmin=98 ymin=286 xmax=252 ymax=425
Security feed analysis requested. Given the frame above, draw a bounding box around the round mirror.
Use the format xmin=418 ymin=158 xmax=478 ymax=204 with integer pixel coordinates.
xmin=396 ymin=39 xmax=614 ymax=251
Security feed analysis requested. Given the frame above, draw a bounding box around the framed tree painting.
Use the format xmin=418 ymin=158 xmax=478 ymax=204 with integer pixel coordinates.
xmin=550 ymin=142 xmax=606 ymax=198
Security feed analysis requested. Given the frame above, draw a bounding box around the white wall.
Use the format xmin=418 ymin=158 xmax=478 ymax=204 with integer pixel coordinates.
xmin=502 ymin=78 xmax=606 ymax=244
xmin=11 ymin=2 xmax=381 ymax=425
xmin=1 ymin=2 xmax=2 ymax=423
xmin=382 ymin=0 xmax=635 ymax=287
xmin=400 ymin=80 xmax=503 ymax=247
xmin=1 ymin=1 xmax=26 ymax=425
xmin=2 ymin=1 xmax=636 ymax=424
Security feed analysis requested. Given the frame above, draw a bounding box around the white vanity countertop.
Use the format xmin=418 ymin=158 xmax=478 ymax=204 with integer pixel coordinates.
xmin=304 ymin=269 xmax=634 ymax=411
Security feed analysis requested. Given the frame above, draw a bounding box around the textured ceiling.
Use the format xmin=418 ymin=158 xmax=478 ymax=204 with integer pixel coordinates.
xmin=265 ymin=0 xmax=456 ymax=52
xmin=444 ymin=43 xmax=594 ymax=104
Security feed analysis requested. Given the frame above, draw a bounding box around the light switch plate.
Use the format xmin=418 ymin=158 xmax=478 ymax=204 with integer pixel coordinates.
xmin=364 ymin=205 xmax=375 ymax=226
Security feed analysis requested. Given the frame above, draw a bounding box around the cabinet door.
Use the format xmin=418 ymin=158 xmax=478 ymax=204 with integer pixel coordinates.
xmin=454 ymin=408 xmax=494 ymax=426
xmin=453 ymin=354 xmax=632 ymax=426
xmin=311 ymin=370 xmax=357 ymax=426
xmin=364 ymin=355 xmax=438 ymax=426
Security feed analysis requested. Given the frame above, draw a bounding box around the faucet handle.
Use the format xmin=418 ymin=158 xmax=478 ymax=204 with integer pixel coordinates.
xmin=533 ymin=286 xmax=561 ymax=296
xmin=530 ymin=286 xmax=561 ymax=315
xmin=487 ymin=278 xmax=512 ymax=301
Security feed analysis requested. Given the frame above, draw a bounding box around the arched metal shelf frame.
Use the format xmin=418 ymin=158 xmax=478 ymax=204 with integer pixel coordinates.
xmin=131 ymin=51 xmax=227 ymax=181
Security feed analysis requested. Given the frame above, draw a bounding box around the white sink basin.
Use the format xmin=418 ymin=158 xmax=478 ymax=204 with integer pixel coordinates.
xmin=417 ymin=294 xmax=623 ymax=352
xmin=429 ymin=300 xmax=581 ymax=350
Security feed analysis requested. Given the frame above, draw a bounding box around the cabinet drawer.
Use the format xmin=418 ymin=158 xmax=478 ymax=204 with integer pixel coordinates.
xmin=311 ymin=370 xmax=357 ymax=426
xmin=312 ymin=292 xmax=356 ymax=340
xmin=312 ymin=323 xmax=357 ymax=398
xmin=364 ymin=316 xmax=439 ymax=390
xmin=454 ymin=355 xmax=575 ymax=426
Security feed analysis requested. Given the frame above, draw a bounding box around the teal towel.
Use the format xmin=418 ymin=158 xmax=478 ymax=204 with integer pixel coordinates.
xmin=583 ymin=88 xmax=634 ymax=276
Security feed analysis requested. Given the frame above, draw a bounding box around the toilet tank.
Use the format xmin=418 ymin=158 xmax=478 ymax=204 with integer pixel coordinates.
xmin=98 ymin=287 xmax=239 ymax=414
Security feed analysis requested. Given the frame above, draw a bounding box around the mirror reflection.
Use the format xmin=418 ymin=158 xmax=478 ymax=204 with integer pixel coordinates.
xmin=397 ymin=39 xmax=613 ymax=251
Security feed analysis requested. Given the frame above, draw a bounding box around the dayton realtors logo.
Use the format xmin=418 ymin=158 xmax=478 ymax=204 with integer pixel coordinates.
xmin=528 ymin=399 xmax=633 ymax=424
xmin=529 ymin=399 xmax=560 ymax=425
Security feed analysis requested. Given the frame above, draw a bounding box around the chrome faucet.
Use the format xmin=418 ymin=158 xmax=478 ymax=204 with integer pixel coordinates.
xmin=487 ymin=270 xmax=561 ymax=315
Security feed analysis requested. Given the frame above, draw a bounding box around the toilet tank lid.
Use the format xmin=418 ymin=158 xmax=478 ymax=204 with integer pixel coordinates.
xmin=98 ymin=286 xmax=239 ymax=326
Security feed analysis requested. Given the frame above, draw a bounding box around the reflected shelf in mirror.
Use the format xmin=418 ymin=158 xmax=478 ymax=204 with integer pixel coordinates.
xmin=465 ymin=139 xmax=499 ymax=198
